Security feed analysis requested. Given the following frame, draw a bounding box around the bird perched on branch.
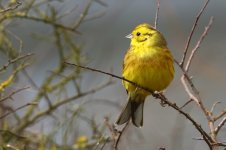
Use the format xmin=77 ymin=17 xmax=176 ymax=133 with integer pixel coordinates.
xmin=116 ymin=23 xmax=174 ymax=127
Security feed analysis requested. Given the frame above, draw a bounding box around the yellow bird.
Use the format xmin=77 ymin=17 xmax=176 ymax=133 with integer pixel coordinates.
xmin=116 ymin=23 xmax=174 ymax=127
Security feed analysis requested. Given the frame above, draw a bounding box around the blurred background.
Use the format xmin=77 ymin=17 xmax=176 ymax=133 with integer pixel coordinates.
xmin=0 ymin=0 xmax=226 ymax=149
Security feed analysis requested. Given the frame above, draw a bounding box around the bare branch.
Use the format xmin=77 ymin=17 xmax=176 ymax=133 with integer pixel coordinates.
xmin=15 ymin=80 xmax=112 ymax=132
xmin=185 ymin=16 xmax=214 ymax=72
xmin=73 ymin=0 xmax=93 ymax=30
xmin=0 ymin=1 xmax=22 ymax=13
xmin=210 ymin=101 xmax=221 ymax=114
xmin=113 ymin=122 xmax=129 ymax=150
xmin=0 ymin=86 xmax=30 ymax=103
xmin=0 ymin=102 xmax=37 ymax=120
xmin=64 ymin=62 xmax=152 ymax=94
xmin=12 ymin=15 xmax=80 ymax=34
xmin=180 ymin=0 xmax=210 ymax=67
xmin=0 ymin=53 xmax=34 ymax=73
xmin=214 ymin=108 xmax=226 ymax=121
xmin=215 ymin=117 xmax=226 ymax=134
xmin=180 ymin=99 xmax=193 ymax=109
xmin=154 ymin=0 xmax=160 ymax=29
xmin=104 ymin=117 xmax=130 ymax=150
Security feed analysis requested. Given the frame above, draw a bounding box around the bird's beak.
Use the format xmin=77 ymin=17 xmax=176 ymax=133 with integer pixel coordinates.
xmin=125 ymin=33 xmax=133 ymax=39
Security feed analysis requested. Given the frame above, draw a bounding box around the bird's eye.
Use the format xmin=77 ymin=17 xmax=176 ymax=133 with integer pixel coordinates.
xmin=136 ymin=32 xmax=141 ymax=36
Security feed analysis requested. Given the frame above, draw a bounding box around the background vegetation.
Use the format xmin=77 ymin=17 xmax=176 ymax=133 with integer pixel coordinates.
xmin=0 ymin=0 xmax=225 ymax=150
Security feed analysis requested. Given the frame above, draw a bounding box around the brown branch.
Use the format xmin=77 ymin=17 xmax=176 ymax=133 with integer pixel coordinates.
xmin=64 ymin=62 xmax=213 ymax=148
xmin=180 ymin=0 xmax=210 ymax=67
xmin=0 ymin=0 xmax=22 ymax=13
xmin=178 ymin=12 xmax=220 ymax=149
xmin=154 ymin=0 xmax=160 ymax=29
xmin=185 ymin=16 xmax=214 ymax=72
xmin=0 ymin=53 xmax=34 ymax=73
xmin=0 ymin=102 xmax=37 ymax=120
xmin=210 ymin=101 xmax=221 ymax=115
xmin=180 ymin=99 xmax=193 ymax=109
xmin=215 ymin=117 xmax=226 ymax=134
xmin=113 ymin=123 xmax=129 ymax=150
xmin=104 ymin=117 xmax=130 ymax=150
xmin=214 ymin=108 xmax=226 ymax=121
xmin=64 ymin=62 xmax=151 ymax=94
xmin=179 ymin=16 xmax=214 ymax=118
xmin=0 ymin=86 xmax=30 ymax=103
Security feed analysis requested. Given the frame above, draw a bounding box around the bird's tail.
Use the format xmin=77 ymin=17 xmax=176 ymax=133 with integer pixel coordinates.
xmin=116 ymin=95 xmax=145 ymax=127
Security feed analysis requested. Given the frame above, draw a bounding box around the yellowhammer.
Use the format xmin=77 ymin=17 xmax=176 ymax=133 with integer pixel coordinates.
xmin=116 ymin=23 xmax=174 ymax=127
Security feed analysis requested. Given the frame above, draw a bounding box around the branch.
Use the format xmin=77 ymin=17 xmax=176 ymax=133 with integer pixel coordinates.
xmin=210 ymin=101 xmax=221 ymax=114
xmin=104 ymin=117 xmax=130 ymax=150
xmin=154 ymin=0 xmax=160 ymax=29
xmin=64 ymin=62 xmax=152 ymax=93
xmin=11 ymin=15 xmax=80 ymax=34
xmin=185 ymin=16 xmax=214 ymax=72
xmin=15 ymin=79 xmax=112 ymax=132
xmin=0 ymin=102 xmax=37 ymax=120
xmin=0 ymin=86 xmax=30 ymax=103
xmin=0 ymin=1 xmax=22 ymax=13
xmin=0 ymin=53 xmax=34 ymax=73
xmin=64 ymin=62 xmax=213 ymax=148
xmin=214 ymin=108 xmax=226 ymax=121
xmin=180 ymin=0 xmax=210 ymax=67
xmin=215 ymin=117 xmax=226 ymax=134
xmin=73 ymin=0 xmax=93 ymax=30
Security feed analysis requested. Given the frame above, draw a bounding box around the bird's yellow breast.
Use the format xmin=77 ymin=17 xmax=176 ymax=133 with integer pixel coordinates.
xmin=122 ymin=46 xmax=174 ymax=96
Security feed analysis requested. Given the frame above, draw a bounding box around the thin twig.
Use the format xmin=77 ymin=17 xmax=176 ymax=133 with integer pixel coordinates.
xmin=0 ymin=129 xmax=26 ymax=139
xmin=94 ymin=0 xmax=108 ymax=7
xmin=104 ymin=117 xmax=130 ymax=150
xmin=0 ymin=102 xmax=37 ymax=120
xmin=214 ymin=108 xmax=226 ymax=121
xmin=154 ymin=0 xmax=160 ymax=29
xmin=210 ymin=101 xmax=221 ymax=114
xmin=12 ymin=15 xmax=80 ymax=34
xmin=0 ymin=86 xmax=30 ymax=103
xmin=180 ymin=99 xmax=193 ymax=109
xmin=0 ymin=0 xmax=22 ymax=13
xmin=64 ymin=62 xmax=151 ymax=93
xmin=185 ymin=16 xmax=214 ymax=72
xmin=73 ymin=0 xmax=93 ymax=30
xmin=180 ymin=0 xmax=210 ymax=67
xmin=215 ymin=117 xmax=226 ymax=134
xmin=113 ymin=122 xmax=129 ymax=150
xmin=0 ymin=53 xmax=34 ymax=73
xmin=22 ymin=69 xmax=53 ymax=108
xmin=15 ymin=80 xmax=112 ymax=132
